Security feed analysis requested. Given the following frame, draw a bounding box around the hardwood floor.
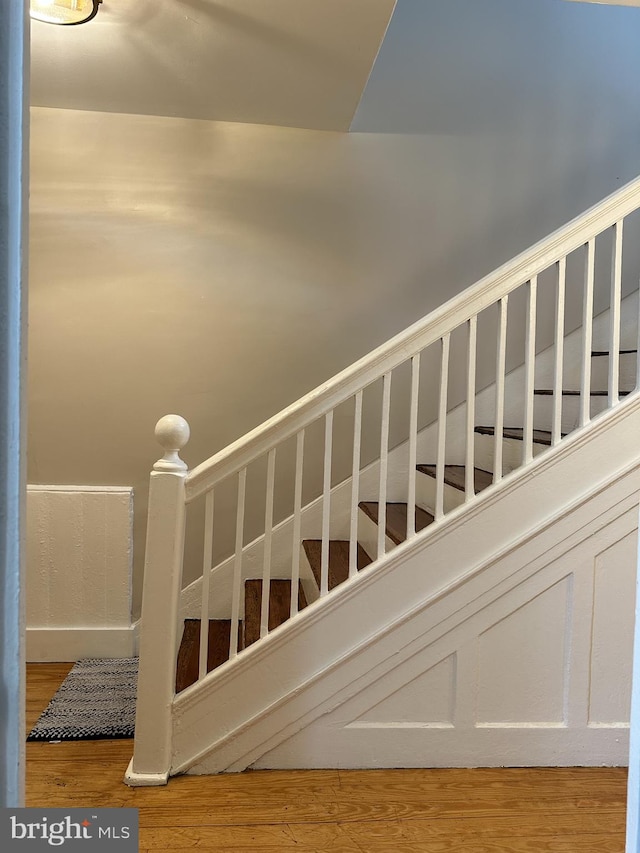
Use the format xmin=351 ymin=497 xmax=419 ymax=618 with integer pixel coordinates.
xmin=27 ymin=663 xmax=627 ymax=852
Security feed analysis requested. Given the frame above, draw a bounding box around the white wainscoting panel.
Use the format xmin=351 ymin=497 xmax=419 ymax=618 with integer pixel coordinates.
xmin=26 ymin=485 xmax=135 ymax=660
xmin=589 ymin=531 xmax=637 ymax=726
xmin=352 ymin=654 xmax=457 ymax=728
xmin=246 ymin=494 xmax=637 ymax=770
xmin=476 ymin=577 xmax=571 ymax=726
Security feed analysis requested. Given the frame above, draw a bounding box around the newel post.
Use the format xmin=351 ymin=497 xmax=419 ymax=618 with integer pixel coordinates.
xmin=125 ymin=415 xmax=190 ymax=787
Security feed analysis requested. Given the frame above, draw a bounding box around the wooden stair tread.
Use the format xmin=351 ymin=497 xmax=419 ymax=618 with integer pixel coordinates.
xmin=592 ymin=349 xmax=637 ymax=356
xmin=416 ymin=464 xmax=493 ymax=494
xmin=359 ymin=501 xmax=434 ymax=546
xmin=176 ymin=618 xmax=241 ymax=694
xmin=302 ymin=539 xmax=373 ymax=591
xmin=533 ymin=388 xmax=631 ymax=396
xmin=474 ymin=426 xmax=553 ymax=446
xmin=244 ymin=579 xmax=308 ymax=648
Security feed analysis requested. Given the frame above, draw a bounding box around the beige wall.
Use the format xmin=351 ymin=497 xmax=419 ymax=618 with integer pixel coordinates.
xmin=29 ymin=77 xmax=640 ymax=611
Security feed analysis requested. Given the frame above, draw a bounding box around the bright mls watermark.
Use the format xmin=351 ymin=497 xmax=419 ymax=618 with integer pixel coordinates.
xmin=2 ymin=809 xmax=138 ymax=851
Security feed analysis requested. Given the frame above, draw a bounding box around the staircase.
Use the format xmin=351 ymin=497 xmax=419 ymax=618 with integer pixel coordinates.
xmin=174 ymin=371 xmax=634 ymax=690
xmin=126 ymin=176 xmax=640 ymax=786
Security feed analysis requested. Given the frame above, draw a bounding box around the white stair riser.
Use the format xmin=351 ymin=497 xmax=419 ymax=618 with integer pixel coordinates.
xmin=473 ymin=434 xmax=547 ymax=476
xmin=534 ymin=394 xmax=616 ymax=433
xmin=415 ymin=470 xmax=466 ymax=515
xmin=589 ymin=352 xmax=636 ymax=390
xmin=182 ymin=547 xmax=319 ymax=620
xmin=357 ymin=506 xmax=397 ymax=563
xmin=299 ymin=546 xmax=323 ymax=605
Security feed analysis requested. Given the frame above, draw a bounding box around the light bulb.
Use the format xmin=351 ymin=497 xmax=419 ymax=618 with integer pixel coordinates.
xmin=30 ymin=0 xmax=101 ymax=25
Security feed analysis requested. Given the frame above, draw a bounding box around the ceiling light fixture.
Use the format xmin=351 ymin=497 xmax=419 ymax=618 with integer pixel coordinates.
xmin=30 ymin=0 xmax=102 ymax=25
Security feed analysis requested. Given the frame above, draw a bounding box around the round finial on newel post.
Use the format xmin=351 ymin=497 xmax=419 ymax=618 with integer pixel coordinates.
xmin=153 ymin=414 xmax=190 ymax=471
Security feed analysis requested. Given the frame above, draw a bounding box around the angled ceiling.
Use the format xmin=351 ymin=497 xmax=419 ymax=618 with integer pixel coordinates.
xmin=352 ymin=0 xmax=640 ymax=134
xmin=30 ymin=0 xmax=396 ymax=132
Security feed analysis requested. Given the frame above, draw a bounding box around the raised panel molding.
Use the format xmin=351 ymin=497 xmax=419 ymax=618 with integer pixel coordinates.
xmin=476 ymin=578 xmax=571 ymax=726
xmin=248 ymin=502 xmax=637 ymax=771
xmin=589 ymin=530 xmax=637 ymax=726
xmin=349 ymin=654 xmax=456 ymax=728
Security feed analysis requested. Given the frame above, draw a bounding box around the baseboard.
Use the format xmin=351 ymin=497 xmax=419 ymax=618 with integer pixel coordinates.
xmin=26 ymin=626 xmax=137 ymax=661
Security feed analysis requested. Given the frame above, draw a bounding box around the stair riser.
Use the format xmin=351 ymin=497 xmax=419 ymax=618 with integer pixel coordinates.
xmin=473 ymin=434 xmax=547 ymax=476
xmin=243 ymin=579 xmax=309 ymax=649
xmin=181 ymin=555 xmax=317 ymax=621
xmin=415 ymin=470 xmax=467 ymax=514
xmin=299 ymin=546 xmax=323 ymax=603
xmin=533 ymin=393 xmax=631 ymax=433
xmin=589 ymin=353 xmax=636 ymax=390
xmin=357 ymin=508 xmax=397 ymax=562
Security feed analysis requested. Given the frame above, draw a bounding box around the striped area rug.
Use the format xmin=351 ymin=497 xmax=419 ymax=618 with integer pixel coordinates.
xmin=27 ymin=657 xmax=138 ymax=742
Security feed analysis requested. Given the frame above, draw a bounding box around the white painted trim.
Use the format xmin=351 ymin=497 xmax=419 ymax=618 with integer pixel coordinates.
xmin=123 ymin=759 xmax=168 ymax=788
xmin=26 ymin=627 xmax=137 ymax=662
xmin=27 ymin=485 xmax=133 ymax=493
xmin=626 ymin=506 xmax=640 ymax=851
xmin=132 ymin=618 xmax=140 ymax=654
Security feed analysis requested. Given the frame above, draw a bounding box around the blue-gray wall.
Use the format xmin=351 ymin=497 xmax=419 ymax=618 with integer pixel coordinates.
xmin=354 ymin=0 xmax=640 ymax=253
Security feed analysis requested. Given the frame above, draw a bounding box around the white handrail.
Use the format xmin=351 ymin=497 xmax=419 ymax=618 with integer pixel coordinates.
xmin=185 ymin=175 xmax=640 ymax=503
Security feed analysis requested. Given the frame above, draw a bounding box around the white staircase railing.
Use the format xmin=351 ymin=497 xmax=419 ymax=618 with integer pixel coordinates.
xmin=126 ymin=175 xmax=640 ymax=786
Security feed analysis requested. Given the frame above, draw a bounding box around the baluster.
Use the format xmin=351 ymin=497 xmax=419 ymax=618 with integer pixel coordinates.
xmin=435 ymin=334 xmax=450 ymax=521
xmin=465 ymin=316 xmax=477 ymax=502
xmin=580 ymin=238 xmax=595 ymax=426
xmin=260 ymin=448 xmax=276 ymax=639
xmin=349 ymin=391 xmax=363 ymax=578
xmin=637 ymin=278 xmax=640 ymax=392
xmin=406 ymin=355 xmax=420 ymax=538
xmin=523 ymin=277 xmax=538 ymax=464
xmin=493 ymin=297 xmax=508 ymax=484
xmin=377 ymin=372 xmax=392 ymax=557
xmin=609 ymin=220 xmax=623 ymax=407
xmin=553 ymin=259 xmax=566 ymax=445
xmin=320 ymin=411 xmax=333 ymax=596
xmin=290 ymin=430 xmax=304 ymax=618
xmin=198 ymin=489 xmax=214 ymax=681
xmin=229 ymin=468 xmax=246 ymax=659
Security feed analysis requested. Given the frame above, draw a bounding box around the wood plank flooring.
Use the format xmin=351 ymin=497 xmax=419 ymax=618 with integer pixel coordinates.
xmin=27 ymin=663 xmax=627 ymax=852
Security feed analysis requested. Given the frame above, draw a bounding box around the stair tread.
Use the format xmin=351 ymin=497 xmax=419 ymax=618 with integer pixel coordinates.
xmin=416 ymin=464 xmax=493 ymax=494
xmin=534 ymin=388 xmax=632 ymax=396
xmin=176 ymin=618 xmax=241 ymax=694
xmin=592 ymin=349 xmax=637 ymax=356
xmin=475 ymin=426 xmax=554 ymax=446
xmin=244 ymin=578 xmax=308 ymax=648
xmin=303 ymin=539 xmax=373 ymax=591
xmin=359 ymin=501 xmax=434 ymax=546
